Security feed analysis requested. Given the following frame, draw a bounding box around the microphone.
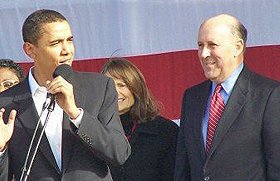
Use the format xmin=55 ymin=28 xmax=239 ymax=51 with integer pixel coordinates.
xmin=47 ymin=64 xmax=73 ymax=106
xmin=53 ymin=64 xmax=73 ymax=82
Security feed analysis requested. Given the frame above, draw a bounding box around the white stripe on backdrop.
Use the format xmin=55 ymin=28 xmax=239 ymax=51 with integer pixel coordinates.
xmin=0 ymin=0 xmax=279 ymax=62
xmin=1 ymin=1 xmax=280 ymax=121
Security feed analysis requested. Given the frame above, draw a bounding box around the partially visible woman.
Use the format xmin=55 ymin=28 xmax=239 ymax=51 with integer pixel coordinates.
xmin=0 ymin=59 xmax=24 ymax=181
xmin=0 ymin=59 xmax=25 ymax=92
xmin=101 ymin=58 xmax=178 ymax=181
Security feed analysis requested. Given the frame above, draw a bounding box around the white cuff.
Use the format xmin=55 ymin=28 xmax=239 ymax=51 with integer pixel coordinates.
xmin=69 ymin=108 xmax=84 ymax=128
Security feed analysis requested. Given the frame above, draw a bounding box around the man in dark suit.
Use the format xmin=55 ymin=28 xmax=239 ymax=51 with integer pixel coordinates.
xmin=174 ymin=14 xmax=280 ymax=181
xmin=0 ymin=9 xmax=131 ymax=181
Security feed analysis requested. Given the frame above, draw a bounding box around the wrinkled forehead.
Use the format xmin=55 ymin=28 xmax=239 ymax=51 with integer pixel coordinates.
xmin=198 ymin=22 xmax=235 ymax=43
xmin=199 ymin=14 xmax=238 ymax=36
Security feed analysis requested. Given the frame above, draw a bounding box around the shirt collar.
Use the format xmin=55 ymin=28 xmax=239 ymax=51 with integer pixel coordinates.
xmin=28 ymin=67 xmax=47 ymax=96
xmin=212 ymin=62 xmax=244 ymax=95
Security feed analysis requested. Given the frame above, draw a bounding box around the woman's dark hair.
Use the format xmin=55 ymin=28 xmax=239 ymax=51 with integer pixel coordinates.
xmin=101 ymin=57 xmax=159 ymax=123
xmin=0 ymin=59 xmax=25 ymax=81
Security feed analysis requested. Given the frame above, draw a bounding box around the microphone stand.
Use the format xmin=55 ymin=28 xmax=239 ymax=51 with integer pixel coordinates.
xmin=20 ymin=96 xmax=55 ymax=181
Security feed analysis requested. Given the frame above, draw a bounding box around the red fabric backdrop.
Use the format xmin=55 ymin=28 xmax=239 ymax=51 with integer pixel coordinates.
xmin=18 ymin=45 xmax=280 ymax=120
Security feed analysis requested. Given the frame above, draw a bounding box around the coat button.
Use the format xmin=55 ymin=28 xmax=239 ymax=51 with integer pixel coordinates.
xmin=204 ymin=176 xmax=210 ymax=181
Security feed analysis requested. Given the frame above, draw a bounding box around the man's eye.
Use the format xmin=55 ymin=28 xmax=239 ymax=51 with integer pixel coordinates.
xmin=209 ymin=43 xmax=218 ymax=48
xmin=50 ymin=41 xmax=59 ymax=46
xmin=68 ymin=37 xmax=74 ymax=42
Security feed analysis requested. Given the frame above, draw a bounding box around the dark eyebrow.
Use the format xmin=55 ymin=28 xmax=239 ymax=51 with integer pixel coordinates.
xmin=67 ymin=36 xmax=74 ymax=40
xmin=49 ymin=35 xmax=73 ymax=43
xmin=49 ymin=38 xmax=63 ymax=44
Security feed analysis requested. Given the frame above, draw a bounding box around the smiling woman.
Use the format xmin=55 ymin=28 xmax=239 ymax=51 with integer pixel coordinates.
xmin=101 ymin=57 xmax=178 ymax=181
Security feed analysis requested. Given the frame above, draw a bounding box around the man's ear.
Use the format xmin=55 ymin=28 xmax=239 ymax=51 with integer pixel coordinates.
xmin=234 ymin=38 xmax=244 ymax=57
xmin=23 ymin=42 xmax=36 ymax=60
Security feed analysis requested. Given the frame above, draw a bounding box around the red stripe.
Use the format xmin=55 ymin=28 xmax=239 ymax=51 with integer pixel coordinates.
xmin=18 ymin=45 xmax=280 ymax=120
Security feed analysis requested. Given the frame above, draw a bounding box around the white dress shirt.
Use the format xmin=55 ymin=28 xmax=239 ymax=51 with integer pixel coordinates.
xmin=0 ymin=68 xmax=84 ymax=168
xmin=28 ymin=68 xmax=83 ymax=170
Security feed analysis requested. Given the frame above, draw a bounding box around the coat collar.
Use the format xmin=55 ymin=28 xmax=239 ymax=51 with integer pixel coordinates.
xmin=192 ymin=80 xmax=212 ymax=161
xmin=129 ymin=118 xmax=159 ymax=146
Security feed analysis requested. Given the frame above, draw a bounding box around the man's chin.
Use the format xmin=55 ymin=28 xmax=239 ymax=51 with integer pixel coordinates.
xmin=205 ymin=73 xmax=218 ymax=81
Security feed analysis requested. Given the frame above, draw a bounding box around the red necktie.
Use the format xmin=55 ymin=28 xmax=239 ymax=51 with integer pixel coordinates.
xmin=206 ymin=84 xmax=225 ymax=154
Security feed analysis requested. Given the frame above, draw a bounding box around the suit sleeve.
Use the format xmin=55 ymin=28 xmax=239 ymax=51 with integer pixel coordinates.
xmin=174 ymin=91 xmax=191 ymax=181
xmin=263 ymin=85 xmax=280 ymax=180
xmin=77 ymin=78 xmax=131 ymax=165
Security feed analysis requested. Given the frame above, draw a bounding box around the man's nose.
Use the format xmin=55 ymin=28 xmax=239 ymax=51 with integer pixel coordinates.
xmin=200 ymin=46 xmax=210 ymax=58
xmin=61 ymin=42 xmax=71 ymax=54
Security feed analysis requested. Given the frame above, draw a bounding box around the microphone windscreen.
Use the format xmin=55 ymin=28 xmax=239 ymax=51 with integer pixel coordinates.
xmin=52 ymin=64 xmax=73 ymax=82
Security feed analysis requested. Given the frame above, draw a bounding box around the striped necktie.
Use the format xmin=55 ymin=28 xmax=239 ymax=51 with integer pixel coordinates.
xmin=206 ymin=84 xmax=225 ymax=154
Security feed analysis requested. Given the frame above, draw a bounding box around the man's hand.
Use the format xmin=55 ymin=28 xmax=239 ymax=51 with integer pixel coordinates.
xmin=46 ymin=76 xmax=80 ymax=119
xmin=0 ymin=108 xmax=16 ymax=151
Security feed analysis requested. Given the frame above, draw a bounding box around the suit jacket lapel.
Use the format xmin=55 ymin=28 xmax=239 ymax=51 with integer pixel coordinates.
xmin=61 ymin=112 xmax=74 ymax=172
xmin=13 ymin=78 xmax=60 ymax=173
xmin=207 ymin=67 xmax=250 ymax=158
xmin=62 ymin=73 xmax=86 ymax=171
xmin=193 ymin=81 xmax=212 ymax=160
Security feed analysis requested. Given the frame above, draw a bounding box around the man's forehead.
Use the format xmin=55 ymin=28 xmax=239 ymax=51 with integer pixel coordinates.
xmin=39 ymin=21 xmax=72 ymax=38
xmin=199 ymin=23 xmax=232 ymax=39
xmin=41 ymin=21 xmax=70 ymax=31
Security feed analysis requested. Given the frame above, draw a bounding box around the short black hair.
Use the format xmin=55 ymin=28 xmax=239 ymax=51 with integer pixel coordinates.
xmin=0 ymin=59 xmax=25 ymax=81
xmin=22 ymin=9 xmax=67 ymax=45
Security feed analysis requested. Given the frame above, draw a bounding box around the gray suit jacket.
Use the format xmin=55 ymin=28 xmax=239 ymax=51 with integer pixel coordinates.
xmin=174 ymin=67 xmax=280 ymax=181
xmin=0 ymin=71 xmax=131 ymax=181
